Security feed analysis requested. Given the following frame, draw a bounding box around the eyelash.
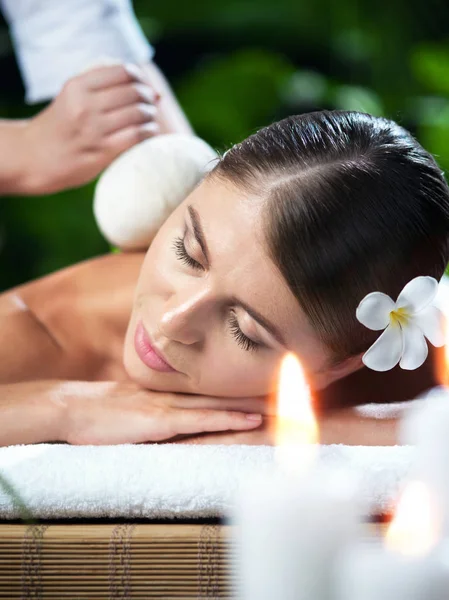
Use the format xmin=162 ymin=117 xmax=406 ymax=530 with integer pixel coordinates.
xmin=172 ymin=235 xmax=260 ymax=353
xmin=172 ymin=236 xmax=204 ymax=271
xmin=228 ymin=310 xmax=259 ymax=352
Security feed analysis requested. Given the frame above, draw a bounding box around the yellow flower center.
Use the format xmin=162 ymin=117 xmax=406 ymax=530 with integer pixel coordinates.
xmin=390 ymin=307 xmax=410 ymax=327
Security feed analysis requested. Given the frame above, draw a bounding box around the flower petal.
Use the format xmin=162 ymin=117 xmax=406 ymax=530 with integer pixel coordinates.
xmin=356 ymin=292 xmax=396 ymax=331
xmin=400 ymin=322 xmax=429 ymax=370
xmin=411 ymin=305 xmax=445 ymax=347
xmin=362 ymin=324 xmax=403 ymax=372
xmin=396 ymin=276 xmax=438 ymax=313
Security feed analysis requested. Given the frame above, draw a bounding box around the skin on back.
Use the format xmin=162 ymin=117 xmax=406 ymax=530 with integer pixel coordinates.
xmin=0 ymin=252 xmax=145 ymax=384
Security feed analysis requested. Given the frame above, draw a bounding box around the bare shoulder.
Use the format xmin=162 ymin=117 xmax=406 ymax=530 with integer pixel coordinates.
xmin=0 ymin=252 xmax=145 ymax=383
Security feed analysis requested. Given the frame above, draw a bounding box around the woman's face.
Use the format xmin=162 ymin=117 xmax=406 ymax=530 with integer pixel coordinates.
xmin=123 ymin=177 xmax=354 ymax=398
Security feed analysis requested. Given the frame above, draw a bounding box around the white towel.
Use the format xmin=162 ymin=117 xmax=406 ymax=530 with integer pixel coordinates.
xmin=0 ymin=442 xmax=415 ymax=520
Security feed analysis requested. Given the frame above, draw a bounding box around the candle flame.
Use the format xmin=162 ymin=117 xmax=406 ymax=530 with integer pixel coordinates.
xmin=385 ymin=480 xmax=439 ymax=557
xmin=273 ymin=353 xmax=318 ymax=473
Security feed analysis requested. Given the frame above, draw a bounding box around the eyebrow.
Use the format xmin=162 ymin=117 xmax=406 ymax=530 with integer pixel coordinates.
xmin=187 ymin=204 xmax=287 ymax=348
xmin=187 ymin=205 xmax=210 ymax=265
xmin=232 ymin=298 xmax=287 ymax=348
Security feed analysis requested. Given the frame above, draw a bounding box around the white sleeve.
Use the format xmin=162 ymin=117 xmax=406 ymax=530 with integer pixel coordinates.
xmin=0 ymin=0 xmax=155 ymax=104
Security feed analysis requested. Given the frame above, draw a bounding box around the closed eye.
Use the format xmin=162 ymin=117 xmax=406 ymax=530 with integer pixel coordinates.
xmin=228 ymin=310 xmax=260 ymax=352
xmin=172 ymin=236 xmax=204 ymax=271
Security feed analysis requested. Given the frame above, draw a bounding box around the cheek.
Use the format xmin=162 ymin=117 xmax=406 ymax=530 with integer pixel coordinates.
xmin=198 ymin=350 xmax=279 ymax=397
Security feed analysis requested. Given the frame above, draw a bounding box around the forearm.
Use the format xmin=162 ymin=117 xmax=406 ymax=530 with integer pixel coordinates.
xmin=320 ymin=407 xmax=399 ymax=446
xmin=0 ymin=120 xmax=35 ymax=195
xmin=0 ymin=380 xmax=68 ymax=446
xmin=143 ymin=62 xmax=194 ymax=136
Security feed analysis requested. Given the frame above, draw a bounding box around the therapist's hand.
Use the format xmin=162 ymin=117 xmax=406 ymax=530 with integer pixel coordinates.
xmin=20 ymin=64 xmax=160 ymax=195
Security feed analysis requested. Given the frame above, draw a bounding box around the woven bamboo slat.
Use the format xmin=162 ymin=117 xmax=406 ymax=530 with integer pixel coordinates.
xmin=0 ymin=522 xmax=384 ymax=599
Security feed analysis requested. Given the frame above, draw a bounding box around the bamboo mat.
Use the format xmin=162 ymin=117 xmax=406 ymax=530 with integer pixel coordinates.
xmin=0 ymin=521 xmax=385 ymax=599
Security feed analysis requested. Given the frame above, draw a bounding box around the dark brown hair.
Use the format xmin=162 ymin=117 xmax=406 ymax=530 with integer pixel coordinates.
xmin=212 ymin=111 xmax=449 ymax=364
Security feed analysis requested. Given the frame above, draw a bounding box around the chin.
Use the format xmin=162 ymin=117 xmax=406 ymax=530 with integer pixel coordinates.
xmin=122 ymin=337 xmax=184 ymax=394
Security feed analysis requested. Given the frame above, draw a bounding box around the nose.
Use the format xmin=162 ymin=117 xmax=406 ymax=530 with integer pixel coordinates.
xmin=158 ymin=286 xmax=214 ymax=345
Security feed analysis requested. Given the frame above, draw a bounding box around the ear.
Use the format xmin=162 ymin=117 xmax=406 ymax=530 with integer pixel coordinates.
xmin=312 ymin=353 xmax=365 ymax=390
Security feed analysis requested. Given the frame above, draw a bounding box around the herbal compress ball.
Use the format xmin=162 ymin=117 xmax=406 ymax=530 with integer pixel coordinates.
xmin=93 ymin=134 xmax=218 ymax=250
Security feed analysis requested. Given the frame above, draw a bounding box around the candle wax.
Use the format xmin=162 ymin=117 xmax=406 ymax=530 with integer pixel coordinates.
xmin=233 ymin=461 xmax=359 ymax=600
xmin=335 ymin=538 xmax=449 ymax=600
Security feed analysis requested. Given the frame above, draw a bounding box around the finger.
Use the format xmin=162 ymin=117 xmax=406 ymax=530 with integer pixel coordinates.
xmin=97 ymin=82 xmax=158 ymax=112
xmin=173 ymin=409 xmax=263 ymax=436
xmin=83 ymin=64 xmax=147 ymax=90
xmin=102 ymin=103 xmax=157 ymax=135
xmin=104 ymin=122 xmax=160 ymax=158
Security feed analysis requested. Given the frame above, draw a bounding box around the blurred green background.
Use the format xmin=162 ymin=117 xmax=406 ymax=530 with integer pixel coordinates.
xmin=1 ymin=0 xmax=449 ymax=291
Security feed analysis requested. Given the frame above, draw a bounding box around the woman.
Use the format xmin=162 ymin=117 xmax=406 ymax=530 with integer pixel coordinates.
xmin=1 ymin=110 xmax=448 ymax=447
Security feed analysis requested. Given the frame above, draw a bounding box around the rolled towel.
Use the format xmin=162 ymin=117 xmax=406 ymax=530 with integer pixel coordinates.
xmin=0 ymin=442 xmax=414 ymax=520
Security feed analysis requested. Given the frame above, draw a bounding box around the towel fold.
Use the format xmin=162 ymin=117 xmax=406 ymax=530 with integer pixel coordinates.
xmin=0 ymin=442 xmax=415 ymax=519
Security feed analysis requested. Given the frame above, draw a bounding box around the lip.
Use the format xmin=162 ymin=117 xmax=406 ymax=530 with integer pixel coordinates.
xmin=134 ymin=321 xmax=178 ymax=373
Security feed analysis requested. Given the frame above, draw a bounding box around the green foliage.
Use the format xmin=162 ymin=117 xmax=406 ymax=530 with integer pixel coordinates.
xmin=411 ymin=43 xmax=449 ymax=97
xmin=0 ymin=186 xmax=108 ymax=290
xmin=1 ymin=1 xmax=449 ymax=288
xmin=176 ymin=49 xmax=296 ymax=147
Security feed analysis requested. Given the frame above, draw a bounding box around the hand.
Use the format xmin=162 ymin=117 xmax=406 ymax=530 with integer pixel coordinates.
xmin=20 ymin=64 xmax=160 ymax=194
xmin=59 ymin=381 xmax=265 ymax=445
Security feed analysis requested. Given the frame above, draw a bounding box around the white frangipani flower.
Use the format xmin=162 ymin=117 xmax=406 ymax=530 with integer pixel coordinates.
xmin=356 ymin=276 xmax=445 ymax=372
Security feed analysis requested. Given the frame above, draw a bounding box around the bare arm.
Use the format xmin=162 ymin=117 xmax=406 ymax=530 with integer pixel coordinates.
xmin=0 ymin=120 xmax=31 ymax=195
xmin=174 ymin=408 xmax=400 ymax=446
xmin=143 ymin=61 xmax=194 ymax=136
xmin=0 ymin=379 xmax=264 ymax=447
xmin=0 ymin=380 xmax=66 ymax=445
xmin=320 ymin=407 xmax=399 ymax=446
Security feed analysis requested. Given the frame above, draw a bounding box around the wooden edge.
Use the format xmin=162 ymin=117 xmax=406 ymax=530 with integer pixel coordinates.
xmin=0 ymin=522 xmax=386 ymax=541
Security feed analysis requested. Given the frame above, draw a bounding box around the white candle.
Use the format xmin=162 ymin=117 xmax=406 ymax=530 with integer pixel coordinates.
xmin=400 ymin=386 xmax=449 ymax=535
xmin=234 ymin=463 xmax=359 ymax=600
xmin=335 ymin=480 xmax=449 ymax=600
xmin=397 ymin=323 xmax=449 ymax=536
xmin=232 ymin=353 xmax=360 ymax=600
xmin=336 ymin=539 xmax=449 ymax=600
